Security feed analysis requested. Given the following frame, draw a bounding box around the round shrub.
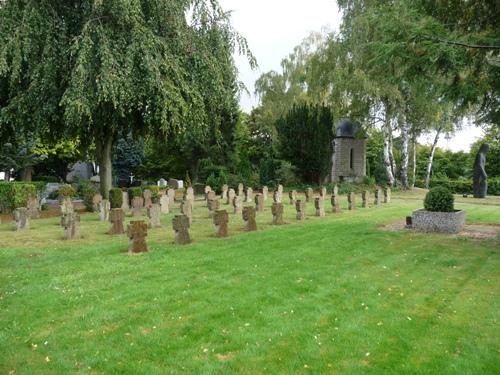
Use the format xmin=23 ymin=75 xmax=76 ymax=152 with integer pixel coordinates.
xmin=128 ymin=187 xmax=143 ymax=198
xmin=424 ymin=186 xmax=454 ymax=212
xmin=109 ymin=188 xmax=123 ymax=209
xmin=77 ymin=180 xmax=97 ymax=212
xmin=57 ymin=184 xmax=76 ymax=199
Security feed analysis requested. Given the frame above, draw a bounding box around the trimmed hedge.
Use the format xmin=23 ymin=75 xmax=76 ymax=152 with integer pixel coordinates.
xmin=416 ymin=178 xmax=500 ymax=196
xmin=424 ymin=187 xmax=454 ymax=212
xmin=109 ymin=188 xmax=123 ymax=209
xmin=128 ymin=187 xmax=143 ymax=198
xmin=0 ymin=182 xmax=37 ymax=211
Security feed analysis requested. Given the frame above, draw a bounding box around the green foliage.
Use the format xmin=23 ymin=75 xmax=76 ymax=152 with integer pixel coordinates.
xmin=109 ymin=188 xmax=123 ymax=209
xmin=147 ymin=186 xmax=160 ymax=203
xmin=57 ymin=184 xmax=76 ymax=199
xmin=277 ymin=103 xmax=334 ymax=184
xmin=32 ymin=175 xmax=60 ymax=183
xmin=416 ymin=177 xmax=500 ymax=196
xmin=206 ymin=171 xmax=228 ymax=193
xmin=77 ymin=180 xmax=97 ymax=212
xmin=112 ymin=135 xmax=144 ymax=182
xmin=424 ymin=187 xmax=455 ymax=212
xmin=184 ymin=171 xmax=192 ymax=188
xmin=128 ymin=187 xmax=143 ymax=199
xmin=0 ymin=182 xmax=36 ymax=211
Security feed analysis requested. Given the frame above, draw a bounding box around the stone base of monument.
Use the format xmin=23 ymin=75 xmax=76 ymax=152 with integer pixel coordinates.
xmin=412 ymin=209 xmax=465 ymax=234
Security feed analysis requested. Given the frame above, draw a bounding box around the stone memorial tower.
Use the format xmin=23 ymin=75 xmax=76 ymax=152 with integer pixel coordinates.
xmin=331 ymin=119 xmax=367 ymax=183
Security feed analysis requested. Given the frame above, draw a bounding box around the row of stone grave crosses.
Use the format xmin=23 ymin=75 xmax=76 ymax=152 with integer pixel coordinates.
xmin=11 ymin=183 xmax=391 ymax=254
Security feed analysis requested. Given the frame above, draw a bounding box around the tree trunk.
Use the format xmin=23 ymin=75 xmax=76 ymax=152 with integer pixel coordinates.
xmin=425 ymin=127 xmax=442 ymax=189
xmin=19 ymin=167 xmax=33 ymax=181
xmin=411 ymin=133 xmax=417 ymax=188
xmin=383 ymin=118 xmax=395 ymax=186
xmin=399 ymin=118 xmax=410 ymax=189
xmin=96 ymin=134 xmax=114 ymax=199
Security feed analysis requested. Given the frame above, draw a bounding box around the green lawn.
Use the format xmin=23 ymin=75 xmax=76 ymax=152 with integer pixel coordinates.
xmin=0 ymin=191 xmax=499 ymax=374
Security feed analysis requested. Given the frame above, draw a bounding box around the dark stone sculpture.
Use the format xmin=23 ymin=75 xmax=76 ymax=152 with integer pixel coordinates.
xmin=473 ymin=144 xmax=489 ymax=198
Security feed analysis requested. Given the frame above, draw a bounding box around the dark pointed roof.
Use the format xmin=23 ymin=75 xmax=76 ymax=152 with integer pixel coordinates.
xmin=335 ymin=119 xmax=366 ymax=138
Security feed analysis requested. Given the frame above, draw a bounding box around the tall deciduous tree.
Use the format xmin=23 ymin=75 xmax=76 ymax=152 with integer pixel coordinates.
xmin=0 ymin=0 xmax=254 ymax=197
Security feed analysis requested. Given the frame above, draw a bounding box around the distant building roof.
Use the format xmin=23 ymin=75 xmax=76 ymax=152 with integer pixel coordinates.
xmin=335 ymin=119 xmax=366 ymax=138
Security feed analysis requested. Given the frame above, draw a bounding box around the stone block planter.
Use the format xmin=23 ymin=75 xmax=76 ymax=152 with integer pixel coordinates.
xmin=411 ymin=209 xmax=465 ymax=234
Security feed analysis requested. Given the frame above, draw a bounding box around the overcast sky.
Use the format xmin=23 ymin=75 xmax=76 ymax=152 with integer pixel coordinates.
xmin=218 ymin=0 xmax=484 ymax=152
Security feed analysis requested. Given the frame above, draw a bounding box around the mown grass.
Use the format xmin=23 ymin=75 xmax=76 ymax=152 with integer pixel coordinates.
xmin=0 ymin=191 xmax=499 ymax=374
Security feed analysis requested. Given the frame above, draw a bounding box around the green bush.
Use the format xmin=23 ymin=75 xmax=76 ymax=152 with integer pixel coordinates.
xmin=57 ymin=184 xmax=76 ymax=199
xmin=424 ymin=186 xmax=454 ymax=212
xmin=0 ymin=182 xmax=37 ymax=211
xmin=206 ymin=171 xmax=228 ymax=193
xmin=146 ymin=186 xmax=160 ymax=203
xmin=109 ymin=188 xmax=123 ymax=209
xmin=128 ymin=187 xmax=143 ymax=198
xmin=77 ymin=180 xmax=97 ymax=212
xmin=32 ymin=175 xmax=60 ymax=183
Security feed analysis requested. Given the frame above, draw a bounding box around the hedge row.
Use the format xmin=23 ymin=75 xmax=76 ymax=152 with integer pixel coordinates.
xmin=415 ymin=178 xmax=500 ymax=196
xmin=0 ymin=182 xmax=42 ymax=211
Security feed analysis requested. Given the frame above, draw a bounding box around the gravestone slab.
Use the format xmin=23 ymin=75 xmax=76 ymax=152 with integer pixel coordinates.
xmin=127 ymin=221 xmax=148 ymax=253
xmin=289 ymin=190 xmax=297 ymax=205
xmin=348 ymin=193 xmax=356 ymax=210
xmin=383 ymin=188 xmax=391 ymax=203
xmin=331 ymin=194 xmax=341 ymax=213
xmin=221 ymin=184 xmax=229 ymax=202
xmin=232 ymin=196 xmax=242 ymax=215
xmin=213 ymin=210 xmax=229 ymax=238
xmin=121 ymin=191 xmax=130 ymax=211
xmin=180 ymin=199 xmax=193 ymax=225
xmin=14 ymin=208 xmax=30 ymax=230
xmin=207 ymin=198 xmax=220 ymax=217
xmin=131 ymin=196 xmax=144 ymax=217
xmin=374 ymin=189 xmax=381 ymax=205
xmin=206 ymin=191 xmax=216 ymax=206
xmin=333 ymin=185 xmax=339 ymax=196
xmin=227 ymin=188 xmax=236 ymax=205
xmin=147 ymin=203 xmax=162 ymax=228
xmin=60 ymin=197 xmax=75 ymax=227
xmin=108 ymin=208 xmax=125 ymax=235
xmin=242 ymin=206 xmax=257 ymax=231
xmin=273 ymin=190 xmax=280 ymax=203
xmin=361 ymin=190 xmax=370 ymax=208
xmin=167 ymin=188 xmax=176 ymax=206
xmin=245 ymin=188 xmax=253 ymax=203
xmin=143 ymin=189 xmax=153 ymax=208
xmin=238 ymin=183 xmax=244 ymax=198
xmin=272 ymin=202 xmax=284 ymax=225
xmin=315 ymin=197 xmax=325 ymax=217
xmin=172 ymin=214 xmax=191 ymax=245
xmin=92 ymin=194 xmax=102 ymax=212
xmin=320 ymin=186 xmax=327 ymax=199
xmin=158 ymin=178 xmax=167 ymax=188
xmin=296 ymin=200 xmax=306 ymax=220
xmin=255 ymin=193 xmax=264 ymax=212
xmin=160 ymin=194 xmax=169 ymax=214
xmin=99 ymin=199 xmax=111 ymax=221
xmin=262 ymin=186 xmax=268 ymax=201
xmin=184 ymin=187 xmax=195 ymax=202
xmin=305 ymin=188 xmax=313 ymax=202
xmin=63 ymin=212 xmax=80 ymax=240
xmin=27 ymin=196 xmax=40 ymax=219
